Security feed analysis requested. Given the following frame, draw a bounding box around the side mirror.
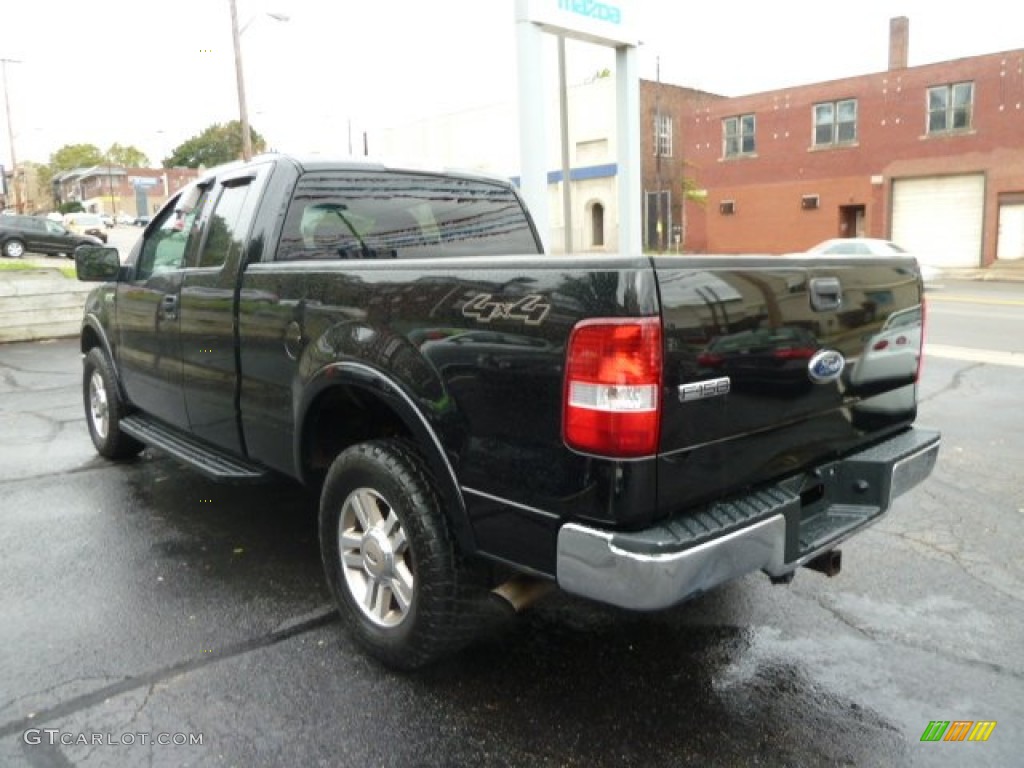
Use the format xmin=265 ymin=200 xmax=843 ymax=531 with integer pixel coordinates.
xmin=75 ymin=245 xmax=121 ymax=282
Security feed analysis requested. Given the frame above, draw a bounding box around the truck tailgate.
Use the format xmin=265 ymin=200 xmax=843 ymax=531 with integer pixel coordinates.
xmin=652 ymin=255 xmax=924 ymax=515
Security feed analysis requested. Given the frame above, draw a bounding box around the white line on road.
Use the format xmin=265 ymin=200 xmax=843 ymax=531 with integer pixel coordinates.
xmin=925 ymin=344 xmax=1024 ymax=368
xmin=928 ymin=295 xmax=1024 ymax=307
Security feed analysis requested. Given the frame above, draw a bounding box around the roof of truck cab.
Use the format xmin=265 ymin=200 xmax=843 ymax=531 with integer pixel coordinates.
xmin=253 ymin=154 xmax=515 ymax=186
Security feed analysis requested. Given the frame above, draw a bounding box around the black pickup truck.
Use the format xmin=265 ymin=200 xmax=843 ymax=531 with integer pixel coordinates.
xmin=75 ymin=154 xmax=939 ymax=668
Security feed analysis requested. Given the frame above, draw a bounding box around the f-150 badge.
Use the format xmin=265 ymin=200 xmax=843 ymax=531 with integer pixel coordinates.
xmin=462 ymin=294 xmax=551 ymax=325
xmin=679 ymin=377 xmax=731 ymax=402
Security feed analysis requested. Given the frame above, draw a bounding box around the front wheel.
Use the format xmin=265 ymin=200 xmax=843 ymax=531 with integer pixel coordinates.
xmin=319 ymin=440 xmax=489 ymax=669
xmin=83 ymin=348 xmax=144 ymax=460
xmin=2 ymin=238 xmax=26 ymax=258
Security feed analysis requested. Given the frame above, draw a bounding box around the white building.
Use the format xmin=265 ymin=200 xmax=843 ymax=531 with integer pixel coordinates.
xmin=378 ymin=75 xmax=620 ymax=254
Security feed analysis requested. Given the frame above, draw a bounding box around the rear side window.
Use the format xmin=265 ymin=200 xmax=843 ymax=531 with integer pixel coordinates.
xmin=195 ymin=183 xmax=253 ymax=269
xmin=277 ymin=171 xmax=539 ymax=261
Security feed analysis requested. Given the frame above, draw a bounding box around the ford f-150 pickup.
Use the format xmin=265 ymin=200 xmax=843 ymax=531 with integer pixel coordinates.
xmin=75 ymin=154 xmax=940 ymax=668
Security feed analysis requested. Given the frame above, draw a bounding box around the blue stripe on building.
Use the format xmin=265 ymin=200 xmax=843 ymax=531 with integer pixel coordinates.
xmin=512 ymin=163 xmax=618 ymax=187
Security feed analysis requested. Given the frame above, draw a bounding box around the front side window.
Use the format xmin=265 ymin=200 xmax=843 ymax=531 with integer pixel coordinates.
xmin=814 ymin=99 xmax=857 ymax=146
xmin=278 ymin=171 xmax=540 ymax=261
xmin=654 ymin=113 xmax=673 ymax=157
xmin=928 ymin=82 xmax=973 ymax=133
xmin=136 ymin=186 xmax=208 ymax=279
xmin=723 ymin=114 xmax=756 ymax=158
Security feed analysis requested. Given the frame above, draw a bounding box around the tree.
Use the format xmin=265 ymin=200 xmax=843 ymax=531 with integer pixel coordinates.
xmin=162 ymin=121 xmax=267 ymax=169
xmin=105 ymin=143 xmax=149 ymax=168
xmin=58 ymin=201 xmax=84 ymax=214
xmin=32 ymin=142 xmax=151 ymax=213
xmin=49 ymin=144 xmax=106 ymax=172
xmin=678 ymin=170 xmax=707 ymax=253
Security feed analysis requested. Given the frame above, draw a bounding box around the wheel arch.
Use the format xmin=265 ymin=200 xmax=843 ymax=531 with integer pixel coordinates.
xmin=296 ymin=362 xmax=475 ymax=554
xmin=79 ymin=315 xmax=132 ymax=401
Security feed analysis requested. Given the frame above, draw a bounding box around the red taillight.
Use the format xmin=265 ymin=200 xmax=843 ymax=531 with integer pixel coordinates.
xmin=563 ymin=318 xmax=662 ymax=458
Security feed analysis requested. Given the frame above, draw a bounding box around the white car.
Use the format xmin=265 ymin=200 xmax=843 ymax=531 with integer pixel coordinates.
xmin=805 ymin=238 xmax=941 ymax=282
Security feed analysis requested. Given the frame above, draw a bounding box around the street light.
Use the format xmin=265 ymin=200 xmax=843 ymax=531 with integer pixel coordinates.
xmin=229 ymin=1 xmax=289 ymax=161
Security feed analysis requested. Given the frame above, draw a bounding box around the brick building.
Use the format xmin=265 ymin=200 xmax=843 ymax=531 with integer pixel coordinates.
xmin=52 ymin=166 xmax=201 ymax=219
xmin=640 ymin=82 xmax=723 ymax=253
xmin=648 ymin=19 xmax=1024 ymax=267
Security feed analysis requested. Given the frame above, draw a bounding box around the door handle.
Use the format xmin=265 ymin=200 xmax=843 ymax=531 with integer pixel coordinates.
xmin=161 ymin=294 xmax=178 ymax=319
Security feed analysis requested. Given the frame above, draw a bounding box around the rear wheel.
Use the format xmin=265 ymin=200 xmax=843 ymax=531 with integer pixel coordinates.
xmin=83 ymin=348 xmax=144 ymax=460
xmin=319 ymin=439 xmax=490 ymax=669
xmin=2 ymin=238 xmax=25 ymax=259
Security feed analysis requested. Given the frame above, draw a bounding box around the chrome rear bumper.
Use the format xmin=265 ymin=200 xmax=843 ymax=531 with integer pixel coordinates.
xmin=556 ymin=428 xmax=940 ymax=611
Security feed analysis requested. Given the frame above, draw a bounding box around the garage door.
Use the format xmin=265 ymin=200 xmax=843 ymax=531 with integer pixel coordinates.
xmin=997 ymin=203 xmax=1024 ymax=260
xmin=891 ymin=175 xmax=984 ymax=268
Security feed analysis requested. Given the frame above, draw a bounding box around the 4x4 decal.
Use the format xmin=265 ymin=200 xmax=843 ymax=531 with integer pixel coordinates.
xmin=462 ymin=294 xmax=551 ymax=326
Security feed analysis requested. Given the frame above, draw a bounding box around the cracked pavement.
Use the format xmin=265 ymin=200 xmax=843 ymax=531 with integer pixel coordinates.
xmin=1 ymin=320 xmax=1022 ymax=766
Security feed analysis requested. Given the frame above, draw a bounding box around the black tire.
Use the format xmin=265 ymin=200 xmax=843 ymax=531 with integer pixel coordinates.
xmin=2 ymin=238 xmax=26 ymax=259
xmin=83 ymin=347 xmax=144 ymax=460
xmin=319 ymin=439 xmax=489 ymax=669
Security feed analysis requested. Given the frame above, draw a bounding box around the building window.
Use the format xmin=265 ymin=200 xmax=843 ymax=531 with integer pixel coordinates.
xmin=928 ymin=82 xmax=973 ymax=133
xmin=723 ymin=115 xmax=756 ymax=158
xmin=814 ymin=99 xmax=857 ymax=146
xmin=654 ymin=113 xmax=673 ymax=157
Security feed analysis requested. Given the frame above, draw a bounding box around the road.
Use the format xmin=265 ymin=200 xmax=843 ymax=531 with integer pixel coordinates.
xmin=0 ymin=277 xmax=1021 ymax=766
xmin=925 ymin=280 xmax=1024 ymax=369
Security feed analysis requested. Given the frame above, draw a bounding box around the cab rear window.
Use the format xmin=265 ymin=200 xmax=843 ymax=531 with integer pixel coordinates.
xmin=277 ymin=171 xmax=540 ymax=261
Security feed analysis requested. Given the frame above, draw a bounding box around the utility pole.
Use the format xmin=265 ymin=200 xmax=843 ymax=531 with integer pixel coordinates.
xmin=2 ymin=57 xmax=22 ymax=213
xmin=228 ymin=0 xmax=252 ymax=161
xmin=557 ymin=36 xmax=573 ymax=254
xmin=655 ymin=56 xmax=664 ymax=253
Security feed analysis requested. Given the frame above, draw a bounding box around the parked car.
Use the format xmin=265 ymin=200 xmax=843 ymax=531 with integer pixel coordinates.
xmin=115 ymin=212 xmax=135 ymax=226
xmin=132 ymin=215 xmax=151 ymax=227
xmin=0 ymin=214 xmax=102 ymax=259
xmin=696 ymin=326 xmax=820 ymax=394
xmin=99 ymin=213 xmax=115 ymax=228
xmin=805 ymin=238 xmax=940 ymax=282
xmin=64 ymin=213 xmax=109 ymax=243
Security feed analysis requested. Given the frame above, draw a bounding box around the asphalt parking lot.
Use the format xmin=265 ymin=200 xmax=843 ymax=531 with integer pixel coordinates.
xmin=0 ymin=313 xmax=1022 ymax=766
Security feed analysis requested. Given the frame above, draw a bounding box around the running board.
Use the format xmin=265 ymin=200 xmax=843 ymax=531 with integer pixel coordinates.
xmin=120 ymin=415 xmax=269 ymax=482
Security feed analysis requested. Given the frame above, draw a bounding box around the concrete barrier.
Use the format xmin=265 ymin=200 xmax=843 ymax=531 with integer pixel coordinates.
xmin=0 ymin=269 xmax=93 ymax=343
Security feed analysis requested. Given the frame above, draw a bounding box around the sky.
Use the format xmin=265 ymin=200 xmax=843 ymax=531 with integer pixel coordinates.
xmin=2 ymin=0 xmax=1023 ymax=169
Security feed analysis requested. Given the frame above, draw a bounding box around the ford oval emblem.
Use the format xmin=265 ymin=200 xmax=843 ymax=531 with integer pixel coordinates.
xmin=808 ymin=349 xmax=845 ymax=384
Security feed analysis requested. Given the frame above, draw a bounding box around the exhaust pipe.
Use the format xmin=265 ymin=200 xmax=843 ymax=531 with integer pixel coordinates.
xmin=804 ymin=549 xmax=842 ymax=577
xmin=491 ymin=574 xmax=555 ymax=613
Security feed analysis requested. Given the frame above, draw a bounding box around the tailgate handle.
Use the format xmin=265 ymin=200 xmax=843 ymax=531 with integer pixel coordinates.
xmin=809 ymin=277 xmax=842 ymax=312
